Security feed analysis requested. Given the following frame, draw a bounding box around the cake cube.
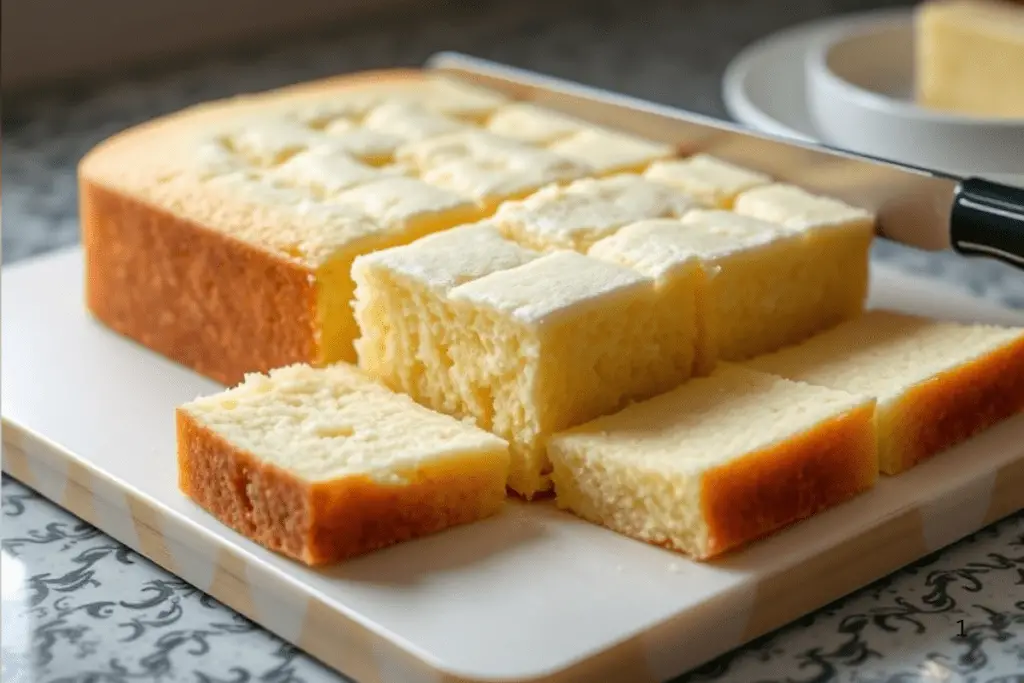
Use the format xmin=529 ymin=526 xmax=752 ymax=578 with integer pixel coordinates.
xmin=263 ymin=147 xmax=390 ymax=198
xmin=745 ymin=310 xmax=1024 ymax=474
xmin=177 ymin=362 xmax=510 ymax=565
xmin=397 ymin=130 xmax=592 ymax=209
xmin=329 ymin=176 xmax=483 ymax=236
xmin=733 ymin=183 xmax=874 ymax=328
xmin=485 ymin=102 xmax=588 ymax=144
xmin=494 ymin=174 xmax=705 ymax=252
xmin=548 ymin=127 xmax=676 ymax=175
xmin=353 ymin=222 xmax=541 ymax=417
xmin=589 ymin=210 xmax=846 ymax=364
xmin=353 ymin=243 xmax=704 ymax=498
xmin=644 ymin=154 xmax=772 ymax=208
xmin=548 ymin=363 xmax=878 ymax=560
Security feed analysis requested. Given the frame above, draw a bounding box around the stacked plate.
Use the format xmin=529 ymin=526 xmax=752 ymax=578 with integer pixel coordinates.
xmin=722 ymin=8 xmax=1024 ymax=187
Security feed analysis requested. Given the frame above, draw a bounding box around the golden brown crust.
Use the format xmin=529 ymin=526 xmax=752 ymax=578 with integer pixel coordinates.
xmin=79 ymin=68 xmax=502 ymax=384
xmin=887 ymin=332 xmax=1024 ymax=474
xmin=82 ymin=180 xmax=318 ymax=386
xmin=176 ymin=409 xmax=507 ymax=565
xmin=700 ymin=402 xmax=878 ymax=559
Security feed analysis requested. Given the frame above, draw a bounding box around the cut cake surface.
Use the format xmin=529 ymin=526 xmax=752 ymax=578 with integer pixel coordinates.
xmin=548 ymin=363 xmax=878 ymax=559
xmin=177 ymin=362 xmax=510 ymax=565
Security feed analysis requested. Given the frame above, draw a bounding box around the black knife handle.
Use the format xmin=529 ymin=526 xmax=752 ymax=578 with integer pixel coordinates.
xmin=951 ymin=177 xmax=1024 ymax=271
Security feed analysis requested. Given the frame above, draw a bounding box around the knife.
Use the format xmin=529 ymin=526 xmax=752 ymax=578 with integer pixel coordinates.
xmin=426 ymin=52 xmax=1024 ymax=271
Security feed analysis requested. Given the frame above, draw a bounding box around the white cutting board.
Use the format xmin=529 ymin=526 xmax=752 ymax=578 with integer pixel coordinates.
xmin=4 ymin=247 xmax=1024 ymax=683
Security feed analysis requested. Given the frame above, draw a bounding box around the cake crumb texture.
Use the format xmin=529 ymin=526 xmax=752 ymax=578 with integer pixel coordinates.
xmin=745 ymin=309 xmax=1024 ymax=474
xmin=548 ymin=363 xmax=878 ymax=559
xmin=354 ymin=242 xmax=704 ymax=498
xmin=177 ymin=363 xmax=509 ymax=565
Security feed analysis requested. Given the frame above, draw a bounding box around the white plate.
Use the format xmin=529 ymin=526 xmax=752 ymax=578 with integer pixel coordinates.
xmin=723 ymin=10 xmax=1024 ymax=188
xmin=721 ymin=13 xmax=872 ymax=142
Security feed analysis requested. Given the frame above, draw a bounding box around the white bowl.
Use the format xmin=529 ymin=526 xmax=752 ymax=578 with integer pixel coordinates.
xmin=804 ymin=13 xmax=1024 ymax=182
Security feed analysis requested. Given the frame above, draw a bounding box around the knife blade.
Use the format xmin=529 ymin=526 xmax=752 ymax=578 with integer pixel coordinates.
xmin=426 ymin=52 xmax=1024 ymax=270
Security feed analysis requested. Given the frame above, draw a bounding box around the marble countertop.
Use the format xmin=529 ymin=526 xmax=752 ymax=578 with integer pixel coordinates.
xmin=3 ymin=0 xmax=1023 ymax=681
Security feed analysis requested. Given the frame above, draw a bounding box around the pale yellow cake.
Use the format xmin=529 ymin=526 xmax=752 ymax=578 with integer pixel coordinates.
xmin=352 ymin=221 xmax=541 ymax=418
xmin=644 ymin=154 xmax=772 ymax=208
xmin=81 ymin=71 xmax=515 ymax=385
xmin=588 ymin=209 xmax=854 ymax=364
xmin=745 ymin=310 xmax=1024 ymax=474
xmin=353 ymin=237 xmax=703 ymax=498
xmin=548 ymin=363 xmax=878 ymax=560
xmin=494 ymin=174 xmax=706 ymax=252
xmin=484 ymin=102 xmax=588 ymax=144
xmin=915 ymin=0 xmax=1024 ymax=118
xmin=177 ymin=362 xmax=510 ymax=565
xmin=548 ymin=127 xmax=677 ymax=176
xmin=395 ymin=130 xmax=593 ymax=210
xmin=360 ymin=102 xmax=472 ymax=142
xmin=733 ymin=183 xmax=874 ymax=331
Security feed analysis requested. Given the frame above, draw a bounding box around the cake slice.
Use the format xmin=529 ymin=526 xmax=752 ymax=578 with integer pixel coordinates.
xmin=643 ymin=154 xmax=772 ymax=208
xmin=733 ymin=183 xmax=874 ymax=329
xmin=548 ymin=127 xmax=677 ymax=175
xmin=352 ymin=221 xmax=541 ymax=418
xmin=745 ymin=310 xmax=1024 ymax=474
xmin=548 ymin=363 xmax=878 ymax=560
xmin=353 ymin=242 xmax=703 ymax=498
xmin=494 ymin=174 xmax=705 ymax=252
xmin=177 ymin=363 xmax=510 ymax=565
xmin=588 ymin=210 xmax=853 ymax=365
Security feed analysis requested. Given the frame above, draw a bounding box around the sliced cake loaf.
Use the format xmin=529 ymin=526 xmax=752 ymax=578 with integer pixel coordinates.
xmin=745 ymin=310 xmax=1024 ymax=474
xmin=548 ymin=363 xmax=878 ymax=560
xmin=177 ymin=362 xmax=510 ymax=565
xmin=352 ymin=230 xmax=703 ymax=498
xmin=352 ymin=221 xmax=541 ymax=419
xmin=82 ymin=70 xmax=691 ymax=386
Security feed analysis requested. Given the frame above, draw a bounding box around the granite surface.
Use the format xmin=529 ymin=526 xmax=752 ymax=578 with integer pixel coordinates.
xmin=2 ymin=0 xmax=1024 ymax=681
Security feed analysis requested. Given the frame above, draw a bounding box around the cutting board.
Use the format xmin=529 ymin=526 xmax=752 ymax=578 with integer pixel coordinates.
xmin=4 ymin=247 xmax=1024 ymax=683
